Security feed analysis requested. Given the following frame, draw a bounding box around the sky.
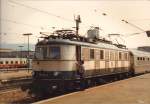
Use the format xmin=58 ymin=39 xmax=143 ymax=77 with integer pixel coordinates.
xmin=0 ymin=0 xmax=150 ymax=49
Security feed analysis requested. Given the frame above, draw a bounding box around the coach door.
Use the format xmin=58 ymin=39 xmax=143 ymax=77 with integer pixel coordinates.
xmin=129 ymin=52 xmax=134 ymax=74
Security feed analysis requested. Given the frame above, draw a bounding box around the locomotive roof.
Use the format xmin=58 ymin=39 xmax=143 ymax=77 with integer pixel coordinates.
xmin=130 ymin=49 xmax=150 ymax=57
xmin=37 ymin=38 xmax=129 ymax=52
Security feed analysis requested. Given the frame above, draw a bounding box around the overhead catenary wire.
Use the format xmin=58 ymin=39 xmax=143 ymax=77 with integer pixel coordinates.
xmin=1 ymin=18 xmax=42 ymax=29
xmin=124 ymin=18 xmax=150 ymax=22
xmin=8 ymin=0 xmax=74 ymax=23
xmin=94 ymin=9 xmax=148 ymax=44
xmin=94 ymin=9 xmax=148 ymax=37
xmin=123 ymin=31 xmax=145 ymax=37
xmin=1 ymin=18 xmax=66 ymax=30
xmin=8 ymin=0 xmax=104 ymax=34
xmin=5 ymin=0 xmax=110 ymax=40
xmin=121 ymin=20 xmax=145 ymax=32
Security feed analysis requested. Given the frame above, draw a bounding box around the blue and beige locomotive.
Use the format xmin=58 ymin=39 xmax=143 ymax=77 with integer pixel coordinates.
xmin=29 ymin=29 xmax=150 ymax=95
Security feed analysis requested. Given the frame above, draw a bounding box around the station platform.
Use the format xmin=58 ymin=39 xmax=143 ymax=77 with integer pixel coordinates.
xmin=0 ymin=70 xmax=32 ymax=81
xmin=35 ymin=73 xmax=150 ymax=104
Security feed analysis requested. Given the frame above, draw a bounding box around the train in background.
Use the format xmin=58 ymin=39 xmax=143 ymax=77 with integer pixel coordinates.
xmin=0 ymin=58 xmax=27 ymax=69
xmin=130 ymin=49 xmax=150 ymax=74
xmin=24 ymin=28 xmax=150 ymax=96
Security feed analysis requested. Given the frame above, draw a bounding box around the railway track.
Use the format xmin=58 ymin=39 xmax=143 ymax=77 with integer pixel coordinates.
xmin=0 ymin=68 xmax=32 ymax=72
xmin=0 ymin=77 xmax=32 ymax=91
xmin=0 ymin=73 xmax=148 ymax=104
xmin=9 ymin=74 xmax=137 ymax=103
xmin=0 ymin=77 xmax=33 ymax=103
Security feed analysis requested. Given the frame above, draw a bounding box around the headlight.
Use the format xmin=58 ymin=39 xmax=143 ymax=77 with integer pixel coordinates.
xmin=32 ymin=71 xmax=35 ymax=76
xmin=54 ymin=71 xmax=59 ymax=76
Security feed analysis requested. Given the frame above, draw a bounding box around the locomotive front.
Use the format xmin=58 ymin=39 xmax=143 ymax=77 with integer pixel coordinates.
xmin=31 ymin=39 xmax=78 ymax=94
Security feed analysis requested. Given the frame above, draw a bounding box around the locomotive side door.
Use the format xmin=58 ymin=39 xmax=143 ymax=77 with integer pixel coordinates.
xmin=76 ymin=45 xmax=81 ymax=61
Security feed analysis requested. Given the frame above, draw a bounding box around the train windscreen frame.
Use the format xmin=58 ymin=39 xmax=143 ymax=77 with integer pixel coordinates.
xmin=35 ymin=46 xmax=61 ymax=60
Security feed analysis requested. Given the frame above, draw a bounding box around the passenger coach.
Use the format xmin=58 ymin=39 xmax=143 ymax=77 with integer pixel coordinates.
xmin=130 ymin=49 xmax=150 ymax=74
xmin=0 ymin=58 xmax=27 ymax=69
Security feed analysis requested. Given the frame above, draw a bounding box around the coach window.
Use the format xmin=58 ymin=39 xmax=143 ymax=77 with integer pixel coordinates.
xmin=49 ymin=47 xmax=60 ymax=59
xmin=15 ymin=61 xmax=18 ymax=64
xmin=0 ymin=61 xmax=3 ymax=64
xmin=137 ymin=57 xmax=140 ymax=60
xmin=6 ymin=61 xmax=9 ymax=64
xmin=143 ymin=57 xmax=145 ymax=61
xmin=100 ymin=50 xmax=104 ymax=60
xmin=90 ymin=49 xmax=94 ymax=59
xmin=11 ymin=61 xmax=13 ymax=64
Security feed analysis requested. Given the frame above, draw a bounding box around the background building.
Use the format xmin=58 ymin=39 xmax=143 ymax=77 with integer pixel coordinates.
xmin=0 ymin=48 xmax=34 ymax=58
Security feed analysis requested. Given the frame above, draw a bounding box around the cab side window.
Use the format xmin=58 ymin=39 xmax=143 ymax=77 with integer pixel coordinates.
xmin=43 ymin=47 xmax=47 ymax=58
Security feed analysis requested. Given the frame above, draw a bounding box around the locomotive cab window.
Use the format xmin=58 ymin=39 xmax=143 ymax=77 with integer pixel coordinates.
xmin=43 ymin=47 xmax=47 ymax=58
xmin=49 ymin=47 xmax=60 ymax=59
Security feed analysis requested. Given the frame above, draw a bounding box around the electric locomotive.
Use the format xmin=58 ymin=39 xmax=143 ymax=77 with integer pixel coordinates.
xmin=28 ymin=29 xmax=134 ymax=95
